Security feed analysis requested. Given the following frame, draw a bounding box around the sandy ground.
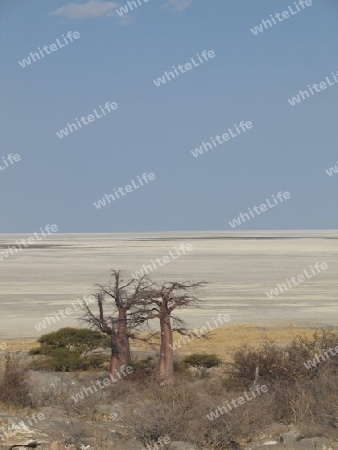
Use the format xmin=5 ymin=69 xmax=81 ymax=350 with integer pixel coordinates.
xmin=0 ymin=231 xmax=337 ymax=339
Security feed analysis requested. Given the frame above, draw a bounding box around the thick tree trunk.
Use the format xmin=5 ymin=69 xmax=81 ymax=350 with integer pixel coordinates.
xmin=154 ymin=313 xmax=174 ymax=384
xmin=109 ymin=307 xmax=131 ymax=377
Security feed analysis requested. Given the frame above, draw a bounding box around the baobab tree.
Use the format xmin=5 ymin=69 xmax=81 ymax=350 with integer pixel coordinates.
xmin=81 ymin=270 xmax=153 ymax=377
xmin=137 ymin=281 xmax=207 ymax=384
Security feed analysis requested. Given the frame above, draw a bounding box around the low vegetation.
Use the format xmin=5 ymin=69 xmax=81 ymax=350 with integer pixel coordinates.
xmin=29 ymin=327 xmax=110 ymax=371
xmin=183 ymin=353 xmax=222 ymax=377
xmin=1 ymin=328 xmax=337 ymax=449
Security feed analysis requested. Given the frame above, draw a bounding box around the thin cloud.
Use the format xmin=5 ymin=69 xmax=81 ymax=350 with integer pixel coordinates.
xmin=50 ymin=0 xmax=118 ymax=20
xmin=117 ymin=14 xmax=136 ymax=25
xmin=161 ymin=0 xmax=194 ymax=12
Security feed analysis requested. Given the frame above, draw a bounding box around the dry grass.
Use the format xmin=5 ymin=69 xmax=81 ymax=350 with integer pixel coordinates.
xmin=132 ymin=324 xmax=317 ymax=362
xmin=0 ymin=339 xmax=39 ymax=369
xmin=1 ymin=325 xmax=318 ymax=367
xmin=1 ymin=338 xmax=38 ymax=352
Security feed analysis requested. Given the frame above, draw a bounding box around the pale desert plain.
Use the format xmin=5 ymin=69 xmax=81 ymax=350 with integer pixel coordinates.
xmin=0 ymin=230 xmax=337 ymax=340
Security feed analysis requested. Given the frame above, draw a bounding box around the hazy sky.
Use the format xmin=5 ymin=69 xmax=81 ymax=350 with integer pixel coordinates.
xmin=0 ymin=0 xmax=337 ymax=233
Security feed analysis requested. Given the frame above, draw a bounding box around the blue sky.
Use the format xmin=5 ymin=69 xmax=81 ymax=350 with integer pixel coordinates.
xmin=0 ymin=0 xmax=337 ymax=232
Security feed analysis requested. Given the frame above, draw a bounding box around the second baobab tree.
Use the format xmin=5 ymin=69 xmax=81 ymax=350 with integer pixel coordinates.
xmin=138 ymin=280 xmax=207 ymax=384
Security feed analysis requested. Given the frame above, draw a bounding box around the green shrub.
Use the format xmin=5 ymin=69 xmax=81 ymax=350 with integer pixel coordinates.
xmin=183 ymin=353 xmax=222 ymax=377
xmin=46 ymin=347 xmax=84 ymax=371
xmin=29 ymin=347 xmax=43 ymax=355
xmin=184 ymin=353 xmax=222 ymax=369
xmin=37 ymin=327 xmax=106 ymax=352
xmin=29 ymin=327 xmax=107 ymax=372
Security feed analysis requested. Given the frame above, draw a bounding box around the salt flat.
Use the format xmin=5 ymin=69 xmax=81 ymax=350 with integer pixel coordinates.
xmin=0 ymin=231 xmax=337 ymax=339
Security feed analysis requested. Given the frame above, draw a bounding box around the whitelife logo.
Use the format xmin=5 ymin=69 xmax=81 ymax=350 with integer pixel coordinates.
xmin=206 ymin=385 xmax=269 ymax=421
xmin=0 ymin=225 xmax=58 ymax=262
xmin=56 ymin=101 xmax=118 ymax=139
xmin=170 ymin=314 xmax=231 ymax=351
xmin=93 ymin=172 xmax=155 ymax=209
xmin=0 ymin=342 xmax=8 ymax=352
xmin=131 ymin=243 xmax=193 ymax=280
xmin=18 ymin=31 xmax=81 ymax=68
xmin=250 ymin=0 xmax=313 ymax=35
xmin=326 ymin=161 xmax=338 ymax=177
xmin=228 ymin=191 xmax=291 ymax=229
xmin=266 ymin=262 xmax=328 ymax=299
xmin=190 ymin=121 xmax=253 ymax=158
xmin=0 ymin=413 xmax=45 ymax=442
xmin=288 ymin=70 xmax=338 ymax=106
xmin=143 ymin=436 xmax=171 ymax=450
xmin=34 ymin=294 xmax=97 ymax=332
xmin=71 ymin=365 xmax=134 ymax=402
xmin=153 ymin=50 xmax=215 ymax=87
xmin=116 ymin=0 xmax=149 ymax=17
xmin=0 ymin=153 xmax=21 ymax=172
xmin=303 ymin=347 xmax=338 ymax=369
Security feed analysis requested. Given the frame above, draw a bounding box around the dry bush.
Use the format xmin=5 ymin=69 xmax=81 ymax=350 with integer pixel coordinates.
xmin=124 ymin=378 xmax=272 ymax=449
xmin=202 ymin=395 xmax=273 ymax=449
xmin=0 ymin=353 xmax=32 ymax=408
xmin=225 ymin=340 xmax=291 ymax=389
xmin=226 ymin=329 xmax=338 ymax=389
xmin=29 ymin=374 xmax=77 ymax=408
xmin=29 ymin=328 xmax=336 ymax=448
xmin=271 ymin=373 xmax=338 ymax=430
xmin=289 ymin=329 xmax=338 ymax=374
xmin=126 ymin=380 xmax=200 ymax=445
